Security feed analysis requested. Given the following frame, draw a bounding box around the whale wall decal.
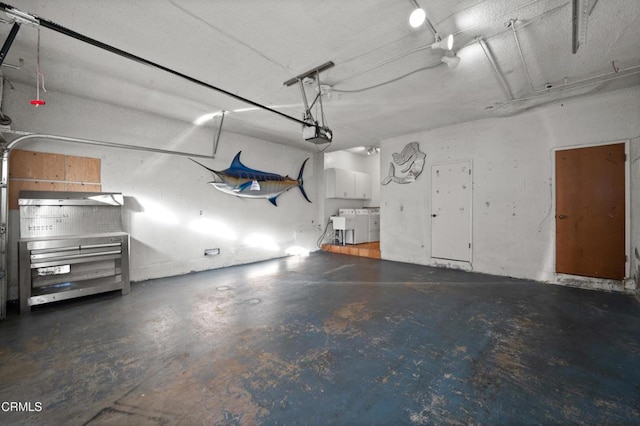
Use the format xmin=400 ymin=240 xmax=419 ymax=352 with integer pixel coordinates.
xmin=190 ymin=151 xmax=311 ymax=206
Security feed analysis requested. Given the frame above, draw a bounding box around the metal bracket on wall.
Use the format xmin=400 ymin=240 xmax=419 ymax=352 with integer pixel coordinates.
xmin=283 ymin=61 xmax=335 ymax=87
xmin=213 ymin=111 xmax=225 ymax=157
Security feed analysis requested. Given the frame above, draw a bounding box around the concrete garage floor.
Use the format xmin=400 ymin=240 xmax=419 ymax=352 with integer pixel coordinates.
xmin=1 ymin=253 xmax=639 ymax=425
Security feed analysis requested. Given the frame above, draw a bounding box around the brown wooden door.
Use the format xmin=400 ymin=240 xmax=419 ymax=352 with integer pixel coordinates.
xmin=555 ymin=143 xmax=625 ymax=280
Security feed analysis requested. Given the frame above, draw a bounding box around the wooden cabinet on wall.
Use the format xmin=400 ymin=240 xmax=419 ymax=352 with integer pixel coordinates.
xmin=326 ymin=168 xmax=371 ymax=199
xmin=8 ymin=150 xmax=102 ymax=209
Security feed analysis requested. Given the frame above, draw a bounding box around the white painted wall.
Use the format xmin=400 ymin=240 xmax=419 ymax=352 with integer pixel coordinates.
xmin=3 ymin=82 xmax=322 ymax=299
xmin=381 ymin=86 xmax=640 ymax=290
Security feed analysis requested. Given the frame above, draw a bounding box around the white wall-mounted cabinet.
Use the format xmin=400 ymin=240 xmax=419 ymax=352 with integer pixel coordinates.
xmin=326 ymin=168 xmax=353 ymax=198
xmin=354 ymin=171 xmax=371 ymax=199
xmin=326 ymin=168 xmax=371 ymax=199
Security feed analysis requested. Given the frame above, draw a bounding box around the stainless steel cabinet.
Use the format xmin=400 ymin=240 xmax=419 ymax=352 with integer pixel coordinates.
xmin=17 ymin=191 xmax=130 ymax=313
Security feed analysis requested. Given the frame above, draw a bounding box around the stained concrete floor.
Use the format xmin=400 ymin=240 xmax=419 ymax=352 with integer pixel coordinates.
xmin=1 ymin=252 xmax=639 ymax=425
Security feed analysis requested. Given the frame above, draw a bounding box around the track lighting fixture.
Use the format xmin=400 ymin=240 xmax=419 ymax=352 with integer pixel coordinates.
xmin=431 ymin=34 xmax=454 ymax=51
xmin=408 ymin=0 xmax=456 ymax=65
xmin=409 ymin=7 xmax=426 ymax=28
xmin=441 ymin=54 xmax=461 ymax=69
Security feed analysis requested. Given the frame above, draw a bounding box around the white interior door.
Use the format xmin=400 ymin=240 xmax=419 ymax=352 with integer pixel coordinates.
xmin=431 ymin=161 xmax=472 ymax=262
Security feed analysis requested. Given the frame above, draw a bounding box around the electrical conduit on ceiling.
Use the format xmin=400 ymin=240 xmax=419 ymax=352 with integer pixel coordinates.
xmin=332 ymin=0 xmax=636 ymax=106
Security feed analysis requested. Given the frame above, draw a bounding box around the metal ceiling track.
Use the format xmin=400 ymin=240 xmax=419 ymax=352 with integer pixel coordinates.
xmin=282 ymin=62 xmax=335 ymax=145
xmin=3 ymin=132 xmax=221 ymax=158
xmin=282 ymin=61 xmax=335 ymax=87
xmin=0 ymin=22 xmax=19 ymax=67
xmin=0 ymin=2 xmax=314 ymax=129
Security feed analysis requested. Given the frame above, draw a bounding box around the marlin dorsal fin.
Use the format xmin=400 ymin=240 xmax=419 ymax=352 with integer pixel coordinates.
xmin=229 ymin=151 xmax=247 ymax=171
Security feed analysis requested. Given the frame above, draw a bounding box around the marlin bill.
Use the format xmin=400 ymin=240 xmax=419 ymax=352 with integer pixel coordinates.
xmin=190 ymin=151 xmax=311 ymax=206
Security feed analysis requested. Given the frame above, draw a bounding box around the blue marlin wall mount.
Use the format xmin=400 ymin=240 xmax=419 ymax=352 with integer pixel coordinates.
xmin=190 ymin=152 xmax=311 ymax=206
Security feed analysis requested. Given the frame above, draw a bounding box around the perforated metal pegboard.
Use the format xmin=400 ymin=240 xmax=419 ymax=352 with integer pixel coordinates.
xmin=18 ymin=192 xmax=124 ymax=239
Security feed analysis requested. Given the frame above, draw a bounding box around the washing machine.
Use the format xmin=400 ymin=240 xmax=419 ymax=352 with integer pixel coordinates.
xmin=367 ymin=208 xmax=380 ymax=242
xmin=353 ymin=209 xmax=371 ymax=244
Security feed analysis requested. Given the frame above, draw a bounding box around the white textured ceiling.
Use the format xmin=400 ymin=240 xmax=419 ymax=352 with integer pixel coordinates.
xmin=1 ymin=0 xmax=639 ymax=152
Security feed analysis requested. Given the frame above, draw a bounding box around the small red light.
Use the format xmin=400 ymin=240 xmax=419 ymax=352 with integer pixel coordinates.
xmin=30 ymin=99 xmax=46 ymax=106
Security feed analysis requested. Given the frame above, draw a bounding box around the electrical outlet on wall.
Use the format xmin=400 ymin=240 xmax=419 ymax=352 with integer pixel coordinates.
xmin=204 ymin=248 xmax=220 ymax=256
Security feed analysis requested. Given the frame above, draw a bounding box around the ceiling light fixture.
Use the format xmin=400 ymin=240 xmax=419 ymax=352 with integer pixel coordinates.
xmin=431 ymin=33 xmax=454 ymax=51
xmin=441 ymin=54 xmax=461 ymax=69
xmin=409 ymin=7 xmax=426 ymax=28
xmin=408 ymin=1 xmax=456 ymax=54
xmin=367 ymin=147 xmax=380 ymax=155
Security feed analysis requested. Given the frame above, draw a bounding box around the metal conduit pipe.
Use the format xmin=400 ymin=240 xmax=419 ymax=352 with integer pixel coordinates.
xmin=509 ymin=19 xmax=535 ymax=92
xmin=0 ymin=132 xmax=217 ymax=319
xmin=494 ymin=64 xmax=640 ymax=109
xmin=3 ymin=132 xmax=220 ymax=158
xmin=537 ymin=63 xmax=640 ymax=94
xmin=332 ymin=45 xmax=430 ymax=87
xmin=477 ymin=37 xmax=514 ymax=101
xmin=523 ymin=62 xmax=640 ymax=97
xmin=311 ymin=1 xmax=566 ymax=92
